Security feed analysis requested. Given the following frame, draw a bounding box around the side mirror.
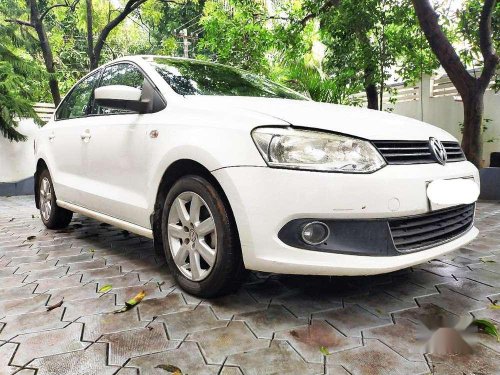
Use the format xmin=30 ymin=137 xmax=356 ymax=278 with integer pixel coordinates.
xmin=94 ymin=85 xmax=150 ymax=114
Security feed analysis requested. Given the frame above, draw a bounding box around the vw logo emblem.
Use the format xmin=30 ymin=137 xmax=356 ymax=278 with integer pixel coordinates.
xmin=428 ymin=137 xmax=447 ymax=165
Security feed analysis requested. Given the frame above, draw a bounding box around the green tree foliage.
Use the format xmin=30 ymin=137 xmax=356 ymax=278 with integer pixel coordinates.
xmin=0 ymin=26 xmax=41 ymax=141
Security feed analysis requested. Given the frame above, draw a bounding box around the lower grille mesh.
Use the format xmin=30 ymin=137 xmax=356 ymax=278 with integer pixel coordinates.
xmin=389 ymin=204 xmax=475 ymax=252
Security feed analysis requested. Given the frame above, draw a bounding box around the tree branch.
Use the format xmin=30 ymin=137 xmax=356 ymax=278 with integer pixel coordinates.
xmin=300 ymin=0 xmax=341 ymax=27
xmin=5 ymin=18 xmax=34 ymax=28
xmin=411 ymin=0 xmax=473 ymax=96
xmin=91 ymin=0 xmax=148 ymax=69
xmin=478 ymin=0 xmax=499 ymax=88
xmin=39 ymin=0 xmax=80 ymax=21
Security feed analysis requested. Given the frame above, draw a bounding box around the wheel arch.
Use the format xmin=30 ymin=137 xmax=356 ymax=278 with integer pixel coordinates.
xmin=151 ymin=159 xmax=241 ymax=255
xmin=34 ymin=158 xmax=49 ymax=209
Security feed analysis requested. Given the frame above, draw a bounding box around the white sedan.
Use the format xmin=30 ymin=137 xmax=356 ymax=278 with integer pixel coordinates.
xmin=34 ymin=56 xmax=480 ymax=297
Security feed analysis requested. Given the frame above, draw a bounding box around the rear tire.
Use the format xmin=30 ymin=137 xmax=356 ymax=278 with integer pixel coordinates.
xmin=161 ymin=175 xmax=245 ymax=298
xmin=38 ymin=169 xmax=73 ymax=229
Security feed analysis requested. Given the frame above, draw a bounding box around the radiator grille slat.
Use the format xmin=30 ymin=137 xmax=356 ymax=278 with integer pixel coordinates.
xmin=372 ymin=140 xmax=466 ymax=165
xmin=389 ymin=204 xmax=475 ymax=252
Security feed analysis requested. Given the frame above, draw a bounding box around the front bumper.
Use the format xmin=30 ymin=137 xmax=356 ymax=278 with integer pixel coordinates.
xmin=212 ymin=161 xmax=480 ymax=276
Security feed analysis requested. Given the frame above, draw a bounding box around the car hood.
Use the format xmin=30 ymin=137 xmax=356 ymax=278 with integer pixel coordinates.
xmin=183 ymin=96 xmax=457 ymax=141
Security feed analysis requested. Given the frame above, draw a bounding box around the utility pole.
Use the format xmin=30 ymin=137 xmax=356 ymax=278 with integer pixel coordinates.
xmin=181 ymin=28 xmax=190 ymax=58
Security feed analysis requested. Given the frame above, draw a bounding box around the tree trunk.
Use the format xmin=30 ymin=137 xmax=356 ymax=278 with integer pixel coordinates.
xmin=461 ymin=89 xmax=485 ymax=168
xmin=365 ymin=83 xmax=378 ymax=110
xmin=86 ymin=0 xmax=96 ymax=71
xmin=364 ymin=66 xmax=379 ymax=110
xmin=29 ymin=0 xmax=61 ymax=105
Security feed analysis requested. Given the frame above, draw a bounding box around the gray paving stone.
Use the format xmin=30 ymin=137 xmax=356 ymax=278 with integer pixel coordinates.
xmin=0 ymin=294 xmax=50 ymax=317
xmin=438 ymin=279 xmax=500 ymax=301
xmin=427 ymin=343 xmax=500 ymax=375
xmin=417 ymin=289 xmax=486 ymax=316
xmin=31 ymin=342 xmax=117 ymax=375
xmin=126 ymin=341 xmax=220 ymax=374
xmin=68 ymin=259 xmax=107 ymax=272
xmin=35 ymin=274 xmax=83 ymax=292
xmin=56 ymin=253 xmax=94 ymax=265
xmin=273 ymin=290 xmax=342 ymax=318
xmin=364 ymin=318 xmax=428 ymax=362
xmin=0 ymin=342 xmax=19 ymax=375
xmin=47 ymin=283 xmax=99 ymax=303
xmin=93 ymin=273 xmax=141 ymax=289
xmin=1 ymin=197 xmax=499 ymax=374
xmin=77 ymin=266 xmax=122 ymax=282
xmin=158 ymin=305 xmax=227 ymax=340
xmin=395 ymin=303 xmax=460 ymax=330
xmin=314 ymin=304 xmax=392 ymax=337
xmin=244 ymin=279 xmax=292 ymax=303
xmin=226 ymin=340 xmax=323 ymax=375
xmin=382 ymin=280 xmax=438 ymax=302
xmin=0 ymin=267 xmax=18 ymax=278
xmin=79 ymin=310 xmax=148 ymax=341
xmin=0 ymin=274 xmax=26 ymax=289
xmin=16 ymin=260 xmax=59 ymax=274
xmin=0 ymin=309 xmax=66 ymax=340
xmin=234 ymin=305 xmax=308 ymax=339
xmin=62 ymin=294 xmax=117 ymax=321
xmin=188 ymin=321 xmax=270 ymax=364
xmin=100 ymin=322 xmax=178 ymax=366
xmin=23 ymin=266 xmax=69 ymax=283
xmin=345 ymin=291 xmax=417 ymax=318
xmin=327 ymin=339 xmax=429 ymax=375
xmin=138 ymin=293 xmax=194 ymax=321
xmin=0 ymin=284 xmax=37 ymax=302
xmin=201 ymin=290 xmax=267 ymax=319
xmin=11 ymin=323 xmax=87 ymax=366
xmin=455 ymin=268 xmax=500 ymax=287
xmin=274 ymin=320 xmax=361 ymax=363
xmin=219 ymin=367 xmax=244 ymax=375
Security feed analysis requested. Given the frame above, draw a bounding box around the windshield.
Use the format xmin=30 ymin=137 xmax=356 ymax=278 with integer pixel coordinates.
xmin=146 ymin=57 xmax=307 ymax=100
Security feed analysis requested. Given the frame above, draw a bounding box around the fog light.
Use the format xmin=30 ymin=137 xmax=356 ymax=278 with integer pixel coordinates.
xmin=301 ymin=221 xmax=330 ymax=245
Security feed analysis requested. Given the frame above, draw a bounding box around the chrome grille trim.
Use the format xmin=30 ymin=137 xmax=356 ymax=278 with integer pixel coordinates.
xmin=372 ymin=140 xmax=466 ymax=164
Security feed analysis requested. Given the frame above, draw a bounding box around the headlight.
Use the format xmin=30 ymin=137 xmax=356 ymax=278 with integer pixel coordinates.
xmin=252 ymin=127 xmax=386 ymax=173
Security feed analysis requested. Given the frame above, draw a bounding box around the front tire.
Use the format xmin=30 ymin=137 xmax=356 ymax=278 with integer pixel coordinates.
xmin=38 ymin=169 xmax=73 ymax=229
xmin=161 ymin=175 xmax=245 ymax=298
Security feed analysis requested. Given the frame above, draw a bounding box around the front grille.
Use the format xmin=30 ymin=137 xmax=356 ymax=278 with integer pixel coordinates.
xmin=389 ymin=204 xmax=475 ymax=252
xmin=372 ymin=140 xmax=466 ymax=165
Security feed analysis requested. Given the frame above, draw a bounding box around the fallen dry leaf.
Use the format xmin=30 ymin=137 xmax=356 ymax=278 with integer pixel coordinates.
xmin=46 ymin=299 xmax=63 ymax=311
xmin=114 ymin=290 xmax=146 ymax=314
xmin=27 ymin=236 xmax=36 ymax=241
xmin=98 ymin=284 xmax=113 ymax=293
xmin=155 ymin=364 xmax=182 ymax=374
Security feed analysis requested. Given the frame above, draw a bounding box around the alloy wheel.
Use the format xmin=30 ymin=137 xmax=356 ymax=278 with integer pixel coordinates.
xmin=167 ymin=191 xmax=217 ymax=281
xmin=40 ymin=177 xmax=52 ymax=221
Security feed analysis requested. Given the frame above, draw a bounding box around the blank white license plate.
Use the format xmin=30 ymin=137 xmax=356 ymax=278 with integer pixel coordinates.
xmin=426 ymin=178 xmax=479 ymax=211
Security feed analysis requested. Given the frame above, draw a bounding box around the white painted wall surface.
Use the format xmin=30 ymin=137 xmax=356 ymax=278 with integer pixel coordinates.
xmin=0 ymin=119 xmax=38 ymax=183
xmin=384 ymin=76 xmax=499 ymax=167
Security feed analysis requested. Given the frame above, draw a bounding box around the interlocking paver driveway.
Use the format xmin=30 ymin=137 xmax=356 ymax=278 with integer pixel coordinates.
xmin=0 ymin=196 xmax=499 ymax=375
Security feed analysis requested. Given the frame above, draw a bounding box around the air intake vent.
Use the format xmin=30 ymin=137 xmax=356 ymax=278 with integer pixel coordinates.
xmin=389 ymin=204 xmax=475 ymax=253
xmin=372 ymin=140 xmax=465 ymax=165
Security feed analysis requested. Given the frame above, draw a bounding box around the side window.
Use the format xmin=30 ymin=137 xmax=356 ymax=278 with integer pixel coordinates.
xmin=56 ymin=71 xmax=100 ymax=120
xmin=92 ymin=63 xmax=145 ymax=115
